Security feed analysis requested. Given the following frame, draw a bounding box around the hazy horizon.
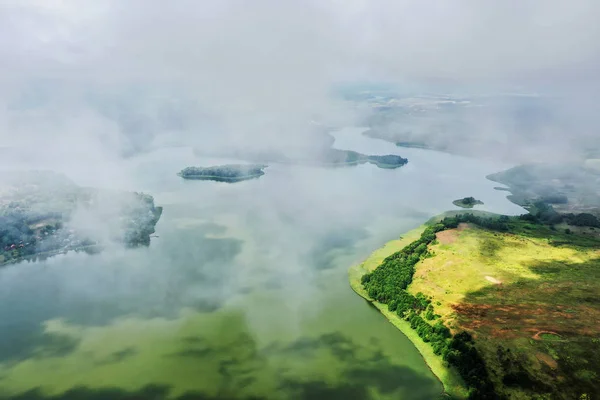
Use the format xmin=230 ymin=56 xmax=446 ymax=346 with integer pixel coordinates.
xmin=1 ymin=0 xmax=599 ymax=179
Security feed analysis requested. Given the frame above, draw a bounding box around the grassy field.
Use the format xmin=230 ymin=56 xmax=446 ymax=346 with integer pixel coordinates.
xmin=350 ymin=213 xmax=600 ymax=399
xmin=349 ymin=226 xmax=469 ymax=399
xmin=409 ymin=220 xmax=600 ymax=399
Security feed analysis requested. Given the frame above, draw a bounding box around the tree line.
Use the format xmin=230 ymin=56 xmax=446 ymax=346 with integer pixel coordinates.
xmin=361 ymin=213 xmax=511 ymax=399
xmin=526 ymin=200 xmax=600 ymax=227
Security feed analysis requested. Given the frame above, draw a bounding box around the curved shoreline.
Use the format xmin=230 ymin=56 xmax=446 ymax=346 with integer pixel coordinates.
xmin=348 ymin=225 xmax=468 ymax=399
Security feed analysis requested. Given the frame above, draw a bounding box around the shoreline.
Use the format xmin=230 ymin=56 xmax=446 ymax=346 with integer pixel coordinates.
xmin=348 ymin=225 xmax=468 ymax=399
xmin=0 ymin=244 xmax=103 ymax=268
xmin=179 ymin=172 xmax=265 ymax=182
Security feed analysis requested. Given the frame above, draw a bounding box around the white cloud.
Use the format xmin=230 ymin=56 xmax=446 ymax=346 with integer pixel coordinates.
xmin=0 ymin=0 xmax=598 ymax=166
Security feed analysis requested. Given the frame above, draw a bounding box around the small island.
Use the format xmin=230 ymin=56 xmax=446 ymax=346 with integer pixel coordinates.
xmin=365 ymin=154 xmax=409 ymax=169
xmin=452 ymin=196 xmax=483 ymax=209
xmin=178 ymin=164 xmax=267 ymax=182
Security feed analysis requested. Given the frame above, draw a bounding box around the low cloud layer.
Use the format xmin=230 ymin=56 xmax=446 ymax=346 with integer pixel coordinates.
xmin=4 ymin=0 xmax=599 ymax=82
xmin=1 ymin=0 xmax=599 ymax=169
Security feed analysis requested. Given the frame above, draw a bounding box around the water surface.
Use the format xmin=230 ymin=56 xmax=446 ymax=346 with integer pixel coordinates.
xmin=0 ymin=128 xmax=523 ymax=399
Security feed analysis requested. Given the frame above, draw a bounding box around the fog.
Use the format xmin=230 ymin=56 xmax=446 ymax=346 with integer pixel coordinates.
xmin=0 ymin=1 xmax=599 ymax=398
xmin=2 ymin=0 xmax=599 ymax=169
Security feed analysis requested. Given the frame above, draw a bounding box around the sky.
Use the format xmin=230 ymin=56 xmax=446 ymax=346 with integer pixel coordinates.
xmin=0 ymin=0 xmax=599 ymax=168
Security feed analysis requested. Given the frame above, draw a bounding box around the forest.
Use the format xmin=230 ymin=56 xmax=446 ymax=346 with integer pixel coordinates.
xmin=527 ymin=200 xmax=600 ymax=227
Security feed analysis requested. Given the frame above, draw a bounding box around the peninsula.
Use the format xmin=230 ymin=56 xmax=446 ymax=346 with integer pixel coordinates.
xmin=0 ymin=171 xmax=162 ymax=266
xmin=350 ymin=210 xmax=600 ymax=399
xmin=310 ymin=149 xmax=407 ymax=168
xmin=192 ymin=128 xmax=408 ymax=171
xmin=487 ymin=163 xmax=600 ymax=217
xmin=178 ymin=164 xmax=267 ymax=182
xmin=193 ymin=149 xmax=407 ymax=170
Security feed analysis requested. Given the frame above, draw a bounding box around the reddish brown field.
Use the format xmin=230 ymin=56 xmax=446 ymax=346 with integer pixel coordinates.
xmin=410 ymin=222 xmax=600 ymax=399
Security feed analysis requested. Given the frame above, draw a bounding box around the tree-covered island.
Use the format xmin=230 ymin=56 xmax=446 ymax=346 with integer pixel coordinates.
xmin=178 ymin=164 xmax=268 ymax=182
xmin=452 ymin=196 xmax=484 ymax=208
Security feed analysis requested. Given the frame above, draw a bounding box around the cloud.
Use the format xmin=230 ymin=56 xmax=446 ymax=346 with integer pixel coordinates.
xmin=345 ymin=0 xmax=600 ymax=83
xmin=6 ymin=1 xmax=600 ymax=80
xmin=1 ymin=1 xmax=599 ymax=157
xmin=0 ymin=1 xmax=598 ymax=183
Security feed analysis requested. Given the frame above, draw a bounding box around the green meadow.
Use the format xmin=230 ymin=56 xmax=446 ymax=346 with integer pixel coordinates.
xmin=351 ymin=214 xmax=600 ymax=399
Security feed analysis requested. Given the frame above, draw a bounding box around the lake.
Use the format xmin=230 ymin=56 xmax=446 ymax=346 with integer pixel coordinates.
xmin=0 ymin=127 xmax=524 ymax=399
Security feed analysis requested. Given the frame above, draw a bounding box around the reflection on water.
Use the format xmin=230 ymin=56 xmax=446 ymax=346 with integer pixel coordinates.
xmin=0 ymin=128 xmax=524 ymax=399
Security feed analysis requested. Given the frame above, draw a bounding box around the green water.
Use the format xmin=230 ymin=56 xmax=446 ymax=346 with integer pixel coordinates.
xmin=0 ymin=128 xmax=524 ymax=399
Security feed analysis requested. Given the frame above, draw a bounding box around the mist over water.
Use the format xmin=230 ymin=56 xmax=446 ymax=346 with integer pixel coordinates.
xmin=0 ymin=128 xmax=523 ymax=399
xmin=1 ymin=1 xmax=597 ymax=398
